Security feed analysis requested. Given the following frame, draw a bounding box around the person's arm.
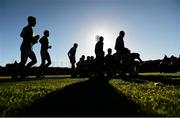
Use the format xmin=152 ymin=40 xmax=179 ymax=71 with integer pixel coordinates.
xmin=32 ymin=35 xmax=39 ymax=45
xmin=48 ymin=45 xmax=52 ymax=49
xmin=39 ymin=37 xmax=43 ymax=44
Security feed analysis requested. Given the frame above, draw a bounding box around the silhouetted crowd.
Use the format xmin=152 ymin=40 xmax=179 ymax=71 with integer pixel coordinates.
xmin=160 ymin=55 xmax=180 ymax=73
xmin=1 ymin=16 xmax=180 ymax=79
xmin=69 ymin=31 xmax=143 ymax=78
xmin=4 ymin=16 xmax=52 ymax=79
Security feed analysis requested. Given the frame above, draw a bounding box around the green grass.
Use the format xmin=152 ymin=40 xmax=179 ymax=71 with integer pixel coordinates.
xmin=109 ymin=72 xmax=180 ymax=116
xmin=0 ymin=73 xmax=180 ymax=116
xmin=139 ymin=72 xmax=180 ymax=77
xmin=0 ymin=77 xmax=87 ymax=116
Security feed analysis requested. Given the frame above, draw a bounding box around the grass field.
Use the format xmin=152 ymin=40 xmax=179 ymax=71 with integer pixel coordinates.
xmin=0 ymin=76 xmax=88 ymax=116
xmin=0 ymin=72 xmax=179 ymax=116
xmin=110 ymin=73 xmax=180 ymax=116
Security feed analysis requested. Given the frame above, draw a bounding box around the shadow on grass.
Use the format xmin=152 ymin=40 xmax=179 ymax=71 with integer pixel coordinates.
xmin=138 ymin=75 xmax=180 ymax=85
xmin=113 ymin=75 xmax=146 ymax=84
xmin=112 ymin=74 xmax=180 ymax=85
xmin=16 ymin=77 xmax=149 ymax=117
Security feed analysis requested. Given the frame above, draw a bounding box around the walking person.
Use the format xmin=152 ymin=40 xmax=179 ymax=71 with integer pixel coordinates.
xmin=95 ymin=36 xmax=105 ymax=78
xmin=68 ymin=43 xmax=78 ymax=77
xmin=114 ymin=30 xmax=125 ymax=55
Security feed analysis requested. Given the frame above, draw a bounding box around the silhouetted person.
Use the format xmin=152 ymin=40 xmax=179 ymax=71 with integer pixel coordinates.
xmin=84 ymin=56 xmax=91 ymax=76
xmin=95 ymin=36 xmax=104 ymax=59
xmin=105 ymin=48 xmax=112 ymax=59
xmin=170 ymin=55 xmax=178 ymax=72
xmin=75 ymin=55 xmax=85 ymax=77
xmin=170 ymin=55 xmax=178 ymax=65
xmin=76 ymin=55 xmax=85 ymax=68
xmin=115 ymin=31 xmax=125 ymax=55
xmin=85 ymin=56 xmax=91 ymax=66
xmin=163 ymin=55 xmax=169 ymax=65
xmin=19 ymin=16 xmax=39 ymax=79
xmin=90 ymin=56 xmax=94 ymax=61
xmin=95 ymin=36 xmax=105 ymax=78
xmin=160 ymin=55 xmax=170 ymax=73
xmin=39 ymin=30 xmax=52 ymax=68
xmin=89 ymin=56 xmax=95 ymax=77
xmin=105 ymin=48 xmax=113 ymax=68
xmin=104 ymin=48 xmax=113 ymax=77
xmin=19 ymin=16 xmax=39 ymax=68
xmin=89 ymin=56 xmax=95 ymax=69
xmin=114 ymin=31 xmax=133 ymax=69
xmin=68 ymin=43 xmax=78 ymax=77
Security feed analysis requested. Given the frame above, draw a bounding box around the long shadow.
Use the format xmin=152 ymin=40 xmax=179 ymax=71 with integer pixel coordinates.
xmin=16 ymin=78 xmax=149 ymax=117
xmin=113 ymin=75 xmax=147 ymax=84
xmin=113 ymin=74 xmax=180 ymax=85
xmin=138 ymin=75 xmax=180 ymax=85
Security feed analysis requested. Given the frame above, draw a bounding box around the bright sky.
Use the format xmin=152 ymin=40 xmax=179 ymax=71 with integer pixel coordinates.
xmin=0 ymin=0 xmax=179 ymax=67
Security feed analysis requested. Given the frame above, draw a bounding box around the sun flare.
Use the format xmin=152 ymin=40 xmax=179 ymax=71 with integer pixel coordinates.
xmin=91 ymin=27 xmax=116 ymax=54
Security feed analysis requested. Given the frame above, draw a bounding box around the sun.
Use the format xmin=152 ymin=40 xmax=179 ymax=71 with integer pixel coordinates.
xmin=78 ymin=26 xmax=118 ymax=59
xmin=92 ymin=27 xmax=116 ymax=54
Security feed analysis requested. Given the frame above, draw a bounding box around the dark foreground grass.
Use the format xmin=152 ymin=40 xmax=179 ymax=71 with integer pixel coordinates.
xmin=109 ymin=72 xmax=180 ymax=116
xmin=16 ymin=78 xmax=145 ymax=117
xmin=0 ymin=77 xmax=87 ymax=116
xmin=0 ymin=72 xmax=179 ymax=116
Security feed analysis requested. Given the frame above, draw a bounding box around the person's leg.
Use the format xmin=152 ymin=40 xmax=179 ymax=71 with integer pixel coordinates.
xmin=40 ymin=51 xmax=46 ymax=68
xmin=71 ymin=62 xmax=76 ymax=77
xmin=36 ymin=52 xmax=45 ymax=79
xmin=70 ymin=58 xmax=75 ymax=70
xmin=26 ymin=51 xmax=37 ymax=68
xmin=19 ymin=50 xmax=28 ymax=79
xmin=19 ymin=50 xmax=28 ymax=67
xmin=70 ymin=58 xmax=76 ymax=77
xmin=72 ymin=62 xmax=75 ymax=70
xmin=45 ymin=52 xmax=51 ymax=68
xmin=36 ymin=57 xmax=44 ymax=79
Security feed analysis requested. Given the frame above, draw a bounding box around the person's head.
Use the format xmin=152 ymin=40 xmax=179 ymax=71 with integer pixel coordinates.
xmin=107 ymin=48 xmax=112 ymax=55
xmin=73 ymin=43 xmax=78 ymax=48
xmin=119 ymin=30 xmax=125 ymax=38
xmin=87 ymin=56 xmax=91 ymax=61
xmin=99 ymin=36 xmax=104 ymax=42
xmin=27 ymin=16 xmax=36 ymax=27
xmin=171 ymin=55 xmax=175 ymax=59
xmin=80 ymin=55 xmax=85 ymax=61
xmin=90 ymin=56 xmax=94 ymax=60
xmin=164 ymin=55 xmax=168 ymax=58
xmin=44 ymin=30 xmax=49 ymax=37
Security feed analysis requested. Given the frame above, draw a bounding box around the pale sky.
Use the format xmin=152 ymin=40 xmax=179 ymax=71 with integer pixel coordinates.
xmin=0 ymin=0 xmax=179 ymax=67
